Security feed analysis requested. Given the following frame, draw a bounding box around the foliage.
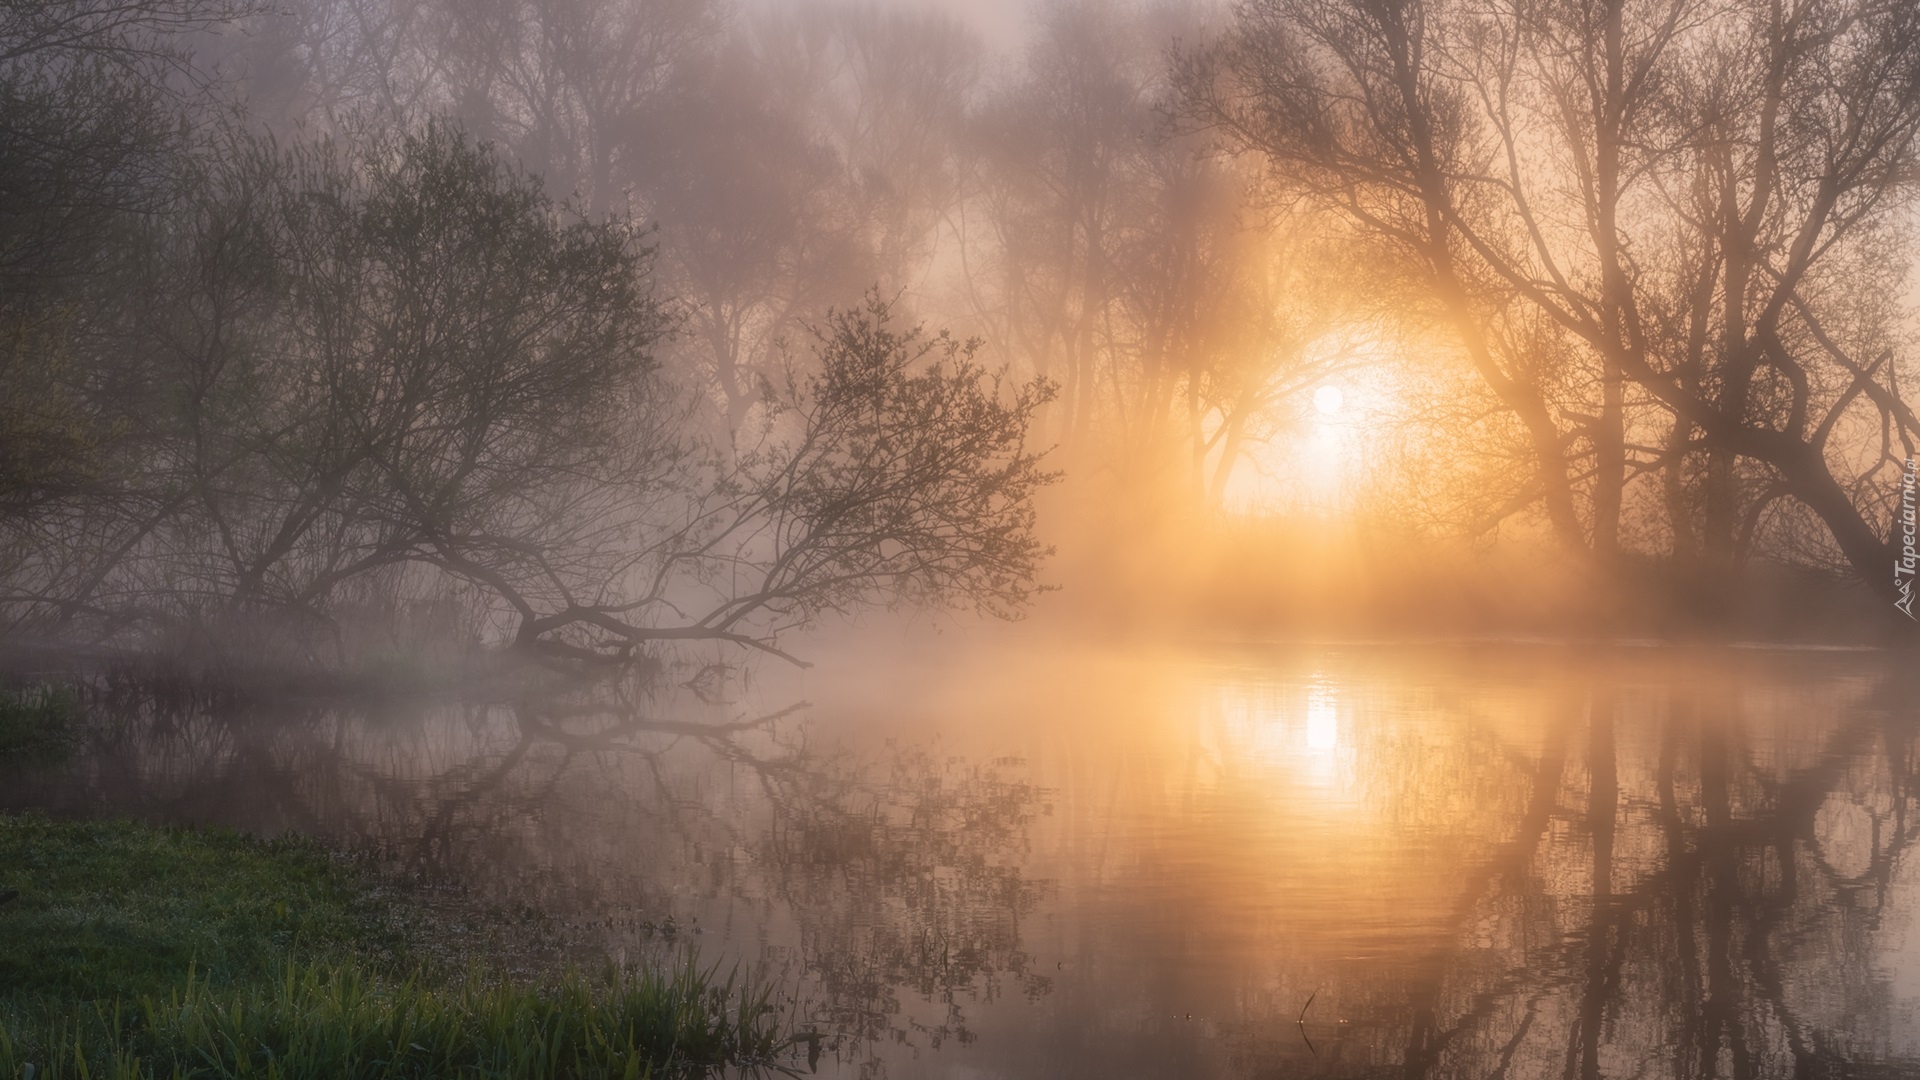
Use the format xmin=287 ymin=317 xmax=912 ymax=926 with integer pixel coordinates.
xmin=467 ymin=295 xmax=1059 ymax=664
xmin=0 ymin=686 xmax=79 ymax=762
xmin=1 ymin=120 xmax=674 ymax=652
xmin=0 ymin=0 xmax=238 ymax=517
xmin=690 ymin=295 xmax=1058 ymax=627
xmin=0 ymin=93 xmax=1058 ymax=663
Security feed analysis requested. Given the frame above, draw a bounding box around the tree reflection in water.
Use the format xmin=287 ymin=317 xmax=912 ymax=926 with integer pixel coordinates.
xmin=1203 ymin=658 xmax=1920 ymax=1079
xmin=0 ymin=669 xmax=1052 ymax=1071
xmin=5 ymin=650 xmax=1919 ymax=1078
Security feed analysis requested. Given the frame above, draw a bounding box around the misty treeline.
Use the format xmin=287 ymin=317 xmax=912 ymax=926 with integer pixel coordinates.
xmin=3 ymin=0 xmax=1919 ymax=661
xmin=0 ymin=0 xmax=1058 ymax=664
xmin=1183 ymin=0 xmax=1920 ymax=601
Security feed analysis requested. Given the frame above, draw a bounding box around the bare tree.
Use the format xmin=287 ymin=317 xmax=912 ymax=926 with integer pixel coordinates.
xmin=634 ymin=36 xmax=866 ymax=434
xmin=1 ymin=123 xmax=672 ymax=649
xmin=1187 ymin=0 xmax=1920 ymax=599
xmin=960 ymin=1 xmax=1351 ymax=509
xmin=507 ymin=294 xmax=1058 ymax=664
xmin=0 ymin=0 xmax=255 ymax=541
xmin=2 ymin=119 xmax=1057 ymax=666
xmin=639 ymin=5 xmax=981 ymax=435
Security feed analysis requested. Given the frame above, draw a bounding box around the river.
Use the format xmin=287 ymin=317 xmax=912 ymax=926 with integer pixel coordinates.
xmin=6 ymin=639 xmax=1917 ymax=1078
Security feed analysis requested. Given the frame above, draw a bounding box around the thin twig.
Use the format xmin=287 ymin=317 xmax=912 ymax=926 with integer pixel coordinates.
xmin=1299 ymin=990 xmax=1317 ymax=1055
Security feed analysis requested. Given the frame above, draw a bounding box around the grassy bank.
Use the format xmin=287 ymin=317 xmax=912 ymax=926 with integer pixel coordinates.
xmin=0 ymin=816 xmax=801 ymax=1079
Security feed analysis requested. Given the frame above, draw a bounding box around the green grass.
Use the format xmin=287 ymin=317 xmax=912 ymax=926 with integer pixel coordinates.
xmin=0 ymin=817 xmax=379 ymax=1006
xmin=0 ymin=686 xmax=79 ymax=763
xmin=1 ymin=960 xmax=799 ymax=1079
xmin=0 ymin=816 xmax=805 ymax=1078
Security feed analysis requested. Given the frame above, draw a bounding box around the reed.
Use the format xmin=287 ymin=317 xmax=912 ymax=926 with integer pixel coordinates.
xmin=0 ymin=816 xmax=808 ymax=1079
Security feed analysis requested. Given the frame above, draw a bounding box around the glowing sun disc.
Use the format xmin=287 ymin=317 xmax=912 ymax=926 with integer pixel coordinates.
xmin=1313 ymin=385 xmax=1345 ymax=416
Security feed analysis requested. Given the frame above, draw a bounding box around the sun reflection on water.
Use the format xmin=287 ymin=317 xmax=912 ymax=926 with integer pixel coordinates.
xmin=1208 ymin=674 xmax=1356 ymax=801
xmin=1305 ymin=683 xmax=1338 ymax=751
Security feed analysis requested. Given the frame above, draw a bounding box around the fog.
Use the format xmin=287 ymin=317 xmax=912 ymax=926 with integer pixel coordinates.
xmin=6 ymin=6 xmax=1920 ymax=1071
xmin=5 ymin=0 xmax=1917 ymax=669
xmin=0 ymin=0 xmax=1914 ymax=671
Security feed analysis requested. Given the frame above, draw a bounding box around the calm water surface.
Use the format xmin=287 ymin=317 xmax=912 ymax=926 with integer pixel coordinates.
xmin=7 ymin=641 xmax=1920 ymax=1078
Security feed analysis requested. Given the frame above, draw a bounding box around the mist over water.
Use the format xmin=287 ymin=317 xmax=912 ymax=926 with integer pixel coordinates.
xmin=4 ymin=0 xmax=1920 ymax=1074
xmin=9 ymin=639 xmax=1919 ymax=1077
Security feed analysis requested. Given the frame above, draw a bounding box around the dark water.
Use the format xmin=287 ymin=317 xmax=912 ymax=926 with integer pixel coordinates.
xmin=7 ymin=641 xmax=1920 ymax=1078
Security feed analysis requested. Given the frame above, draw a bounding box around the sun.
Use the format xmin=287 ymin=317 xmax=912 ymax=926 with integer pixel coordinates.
xmin=1313 ymin=385 xmax=1345 ymax=417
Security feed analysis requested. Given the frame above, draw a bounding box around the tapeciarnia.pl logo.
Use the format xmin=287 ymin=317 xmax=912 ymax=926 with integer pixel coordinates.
xmin=1899 ymin=457 xmax=1917 ymax=620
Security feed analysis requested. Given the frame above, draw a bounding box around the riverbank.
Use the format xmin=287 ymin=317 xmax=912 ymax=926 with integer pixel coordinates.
xmin=0 ymin=815 xmax=804 ymax=1079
